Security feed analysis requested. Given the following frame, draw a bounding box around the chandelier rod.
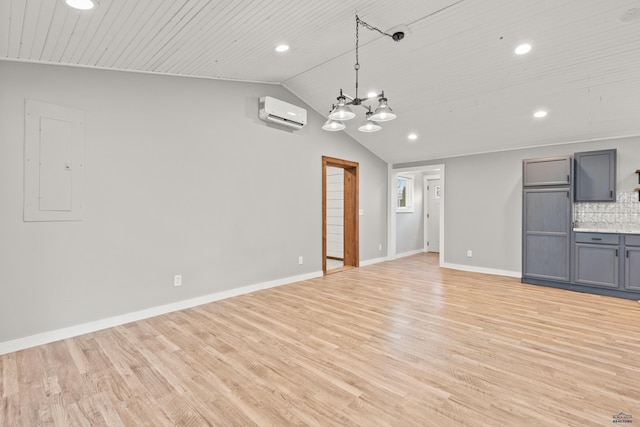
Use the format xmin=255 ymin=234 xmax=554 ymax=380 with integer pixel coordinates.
xmin=354 ymin=16 xmax=360 ymax=102
xmin=352 ymin=15 xmax=397 ymax=104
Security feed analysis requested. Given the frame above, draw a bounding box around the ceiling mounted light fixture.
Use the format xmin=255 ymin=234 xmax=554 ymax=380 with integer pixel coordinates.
xmin=323 ymin=15 xmax=403 ymax=133
xmin=65 ymin=0 xmax=97 ymax=10
xmin=515 ymin=43 xmax=532 ymax=55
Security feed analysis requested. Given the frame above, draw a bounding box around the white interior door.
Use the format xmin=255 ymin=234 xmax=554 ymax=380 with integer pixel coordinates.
xmin=425 ymin=177 xmax=441 ymax=253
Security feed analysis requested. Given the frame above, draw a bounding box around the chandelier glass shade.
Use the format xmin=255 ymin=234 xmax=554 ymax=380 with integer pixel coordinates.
xmin=370 ymin=97 xmax=396 ymax=122
xmin=358 ymin=111 xmax=383 ymax=132
xmin=328 ymin=95 xmax=356 ymax=121
xmin=322 ymin=118 xmax=346 ymax=131
xmin=323 ymin=15 xmax=401 ymax=133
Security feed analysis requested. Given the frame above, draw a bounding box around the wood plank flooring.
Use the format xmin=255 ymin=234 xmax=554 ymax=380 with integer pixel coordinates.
xmin=2 ymin=253 xmax=640 ymax=426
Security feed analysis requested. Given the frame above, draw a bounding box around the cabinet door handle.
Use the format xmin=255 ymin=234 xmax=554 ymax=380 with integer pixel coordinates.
xmin=591 ymin=238 xmax=602 ymax=241
xmin=610 ymin=190 xmax=613 ymax=198
xmin=615 ymin=249 xmax=618 ymax=257
xmin=627 ymin=250 xmax=630 ymax=258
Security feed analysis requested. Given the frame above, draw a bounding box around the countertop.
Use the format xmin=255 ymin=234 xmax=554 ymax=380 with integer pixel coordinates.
xmin=573 ymin=227 xmax=640 ymax=235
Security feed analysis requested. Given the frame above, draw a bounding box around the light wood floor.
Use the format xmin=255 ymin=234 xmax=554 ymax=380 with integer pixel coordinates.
xmin=2 ymin=253 xmax=640 ymax=426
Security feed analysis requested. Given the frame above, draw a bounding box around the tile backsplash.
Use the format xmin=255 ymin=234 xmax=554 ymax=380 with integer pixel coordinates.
xmin=574 ymin=191 xmax=640 ymax=228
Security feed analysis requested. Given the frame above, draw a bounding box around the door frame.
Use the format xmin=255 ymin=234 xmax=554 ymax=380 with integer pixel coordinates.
xmin=389 ymin=164 xmax=445 ymax=265
xmin=322 ymin=156 xmax=359 ymax=274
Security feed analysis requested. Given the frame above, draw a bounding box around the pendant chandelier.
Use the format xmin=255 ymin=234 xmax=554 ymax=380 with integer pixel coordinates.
xmin=322 ymin=15 xmax=403 ymax=133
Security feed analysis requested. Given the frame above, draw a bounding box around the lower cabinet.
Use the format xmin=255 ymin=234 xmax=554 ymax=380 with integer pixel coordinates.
xmin=573 ymin=233 xmax=640 ymax=293
xmin=625 ymin=235 xmax=640 ymax=291
xmin=531 ymin=230 xmax=640 ymax=297
xmin=574 ymin=233 xmax=619 ymax=289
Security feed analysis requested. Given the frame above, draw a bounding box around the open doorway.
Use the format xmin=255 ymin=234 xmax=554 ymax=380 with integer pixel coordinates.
xmin=322 ymin=156 xmax=359 ymax=274
xmin=389 ymin=164 xmax=445 ymax=265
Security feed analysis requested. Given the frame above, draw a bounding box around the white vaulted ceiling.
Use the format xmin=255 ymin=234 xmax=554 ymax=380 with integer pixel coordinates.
xmin=2 ymin=0 xmax=640 ymax=163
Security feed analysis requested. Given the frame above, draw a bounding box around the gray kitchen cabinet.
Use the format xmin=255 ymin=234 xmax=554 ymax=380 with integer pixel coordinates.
xmin=523 ymin=156 xmax=571 ymax=187
xmin=624 ymin=235 xmax=640 ymax=291
xmin=574 ymin=149 xmax=616 ymax=201
xmin=574 ymin=233 xmax=620 ymax=288
xmin=523 ymin=187 xmax=571 ymax=282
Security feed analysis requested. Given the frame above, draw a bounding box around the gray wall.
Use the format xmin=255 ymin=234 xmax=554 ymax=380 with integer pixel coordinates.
xmin=395 ymin=137 xmax=640 ymax=273
xmin=396 ymin=173 xmax=424 ymax=254
xmin=0 ymin=61 xmax=388 ymax=343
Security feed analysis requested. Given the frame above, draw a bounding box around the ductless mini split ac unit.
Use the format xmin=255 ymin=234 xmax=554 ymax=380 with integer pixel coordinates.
xmin=259 ymin=96 xmax=307 ymax=130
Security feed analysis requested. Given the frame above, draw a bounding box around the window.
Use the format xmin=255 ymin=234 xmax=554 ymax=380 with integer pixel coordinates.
xmin=396 ymin=175 xmax=414 ymax=213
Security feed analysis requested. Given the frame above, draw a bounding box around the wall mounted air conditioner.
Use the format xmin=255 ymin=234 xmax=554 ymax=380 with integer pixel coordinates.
xmin=259 ymin=96 xmax=307 ymax=130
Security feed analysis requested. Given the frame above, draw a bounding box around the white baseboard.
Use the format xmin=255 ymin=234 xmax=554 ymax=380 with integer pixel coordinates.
xmin=395 ymin=249 xmax=425 ymax=259
xmin=0 ymin=261 xmax=521 ymax=355
xmin=441 ymin=262 xmax=521 ymax=278
xmin=0 ymin=270 xmax=323 ymax=356
xmin=360 ymin=256 xmax=389 ymax=266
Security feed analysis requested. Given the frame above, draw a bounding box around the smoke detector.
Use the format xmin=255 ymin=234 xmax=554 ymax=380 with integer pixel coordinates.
xmin=620 ymin=8 xmax=640 ymax=22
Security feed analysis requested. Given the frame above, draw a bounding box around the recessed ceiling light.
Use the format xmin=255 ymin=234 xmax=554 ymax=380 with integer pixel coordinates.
xmin=533 ymin=110 xmax=547 ymax=118
xmin=408 ymin=133 xmax=418 ymax=140
xmin=515 ymin=43 xmax=532 ymax=55
xmin=65 ymin=0 xmax=96 ymax=10
xmin=275 ymin=44 xmax=290 ymax=53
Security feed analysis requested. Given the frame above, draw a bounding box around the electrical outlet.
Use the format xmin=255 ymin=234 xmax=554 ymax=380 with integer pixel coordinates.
xmin=298 ymin=256 xmax=303 ymax=265
xmin=378 ymin=243 xmax=382 ymax=251
xmin=467 ymin=250 xmax=473 ymax=258
xmin=174 ymin=275 xmax=182 ymax=287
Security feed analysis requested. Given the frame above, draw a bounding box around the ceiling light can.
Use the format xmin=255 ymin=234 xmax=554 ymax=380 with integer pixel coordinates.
xmin=65 ymin=0 xmax=96 ymax=10
xmin=515 ymin=43 xmax=532 ymax=55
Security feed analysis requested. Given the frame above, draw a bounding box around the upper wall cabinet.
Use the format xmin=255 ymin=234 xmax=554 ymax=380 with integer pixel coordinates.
xmin=574 ymin=149 xmax=617 ymax=202
xmin=523 ymin=156 xmax=572 ymax=187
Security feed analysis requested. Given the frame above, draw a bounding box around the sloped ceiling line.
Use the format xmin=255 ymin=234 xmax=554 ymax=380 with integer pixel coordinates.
xmin=1 ymin=0 xmax=639 ymax=163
